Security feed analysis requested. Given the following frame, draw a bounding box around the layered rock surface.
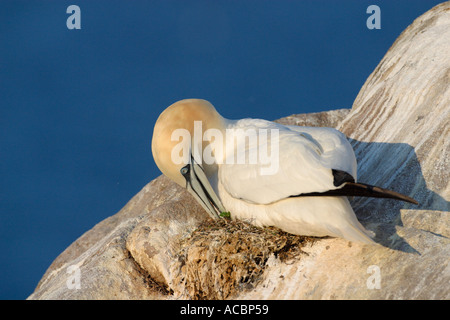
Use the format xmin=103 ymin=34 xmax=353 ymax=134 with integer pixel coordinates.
xmin=28 ymin=2 xmax=449 ymax=300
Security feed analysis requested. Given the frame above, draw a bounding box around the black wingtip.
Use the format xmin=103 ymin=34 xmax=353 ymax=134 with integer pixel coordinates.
xmin=343 ymin=182 xmax=419 ymax=205
xmin=294 ymin=182 xmax=419 ymax=205
xmin=332 ymin=169 xmax=355 ymax=187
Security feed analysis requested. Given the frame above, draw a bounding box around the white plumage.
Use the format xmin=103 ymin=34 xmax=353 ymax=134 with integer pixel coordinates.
xmin=215 ymin=118 xmax=374 ymax=244
xmin=152 ymin=99 xmax=416 ymax=245
xmin=219 ymin=119 xmax=357 ymax=204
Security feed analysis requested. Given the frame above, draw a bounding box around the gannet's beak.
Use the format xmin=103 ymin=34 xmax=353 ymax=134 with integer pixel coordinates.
xmin=180 ymin=157 xmax=226 ymax=220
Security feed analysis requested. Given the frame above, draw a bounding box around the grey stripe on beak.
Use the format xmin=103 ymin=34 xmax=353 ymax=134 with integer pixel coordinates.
xmin=180 ymin=157 xmax=226 ymax=220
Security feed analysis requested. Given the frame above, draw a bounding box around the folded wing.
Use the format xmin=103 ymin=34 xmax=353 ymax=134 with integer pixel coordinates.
xmin=219 ymin=119 xmax=357 ymax=204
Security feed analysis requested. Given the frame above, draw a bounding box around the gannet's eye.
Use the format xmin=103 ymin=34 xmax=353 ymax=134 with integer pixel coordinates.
xmin=180 ymin=166 xmax=189 ymax=176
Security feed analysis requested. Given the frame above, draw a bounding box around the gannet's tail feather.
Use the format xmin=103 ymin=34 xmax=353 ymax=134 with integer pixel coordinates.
xmin=338 ymin=220 xmax=377 ymax=245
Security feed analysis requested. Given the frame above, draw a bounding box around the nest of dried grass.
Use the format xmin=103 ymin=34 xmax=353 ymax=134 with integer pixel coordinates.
xmin=171 ymin=218 xmax=314 ymax=300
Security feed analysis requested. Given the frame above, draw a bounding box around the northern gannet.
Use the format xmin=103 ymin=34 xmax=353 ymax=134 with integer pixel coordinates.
xmin=151 ymin=99 xmax=417 ymax=245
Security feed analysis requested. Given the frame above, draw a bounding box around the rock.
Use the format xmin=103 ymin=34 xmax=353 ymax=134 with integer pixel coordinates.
xmin=28 ymin=176 xmax=204 ymax=299
xmin=28 ymin=2 xmax=449 ymax=300
xmin=125 ymin=191 xmax=209 ymax=291
xmin=275 ymin=108 xmax=350 ymax=128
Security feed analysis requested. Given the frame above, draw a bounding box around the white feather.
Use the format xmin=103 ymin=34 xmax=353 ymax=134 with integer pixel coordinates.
xmin=218 ymin=119 xmax=357 ymax=204
xmin=216 ymin=118 xmax=374 ymax=244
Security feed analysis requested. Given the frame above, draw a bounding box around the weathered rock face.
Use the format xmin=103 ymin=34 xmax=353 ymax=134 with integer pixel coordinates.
xmin=28 ymin=176 xmax=192 ymax=299
xmin=28 ymin=2 xmax=449 ymax=300
xmin=275 ymin=108 xmax=350 ymax=128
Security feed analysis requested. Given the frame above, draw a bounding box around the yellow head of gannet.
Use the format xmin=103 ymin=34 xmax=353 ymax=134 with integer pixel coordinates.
xmin=151 ymin=99 xmax=227 ymax=219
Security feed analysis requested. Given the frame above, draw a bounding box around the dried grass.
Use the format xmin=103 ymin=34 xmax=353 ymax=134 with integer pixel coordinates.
xmin=171 ymin=218 xmax=314 ymax=299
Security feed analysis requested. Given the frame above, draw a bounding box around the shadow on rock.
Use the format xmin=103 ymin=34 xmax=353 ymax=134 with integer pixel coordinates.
xmin=348 ymin=139 xmax=449 ymax=253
